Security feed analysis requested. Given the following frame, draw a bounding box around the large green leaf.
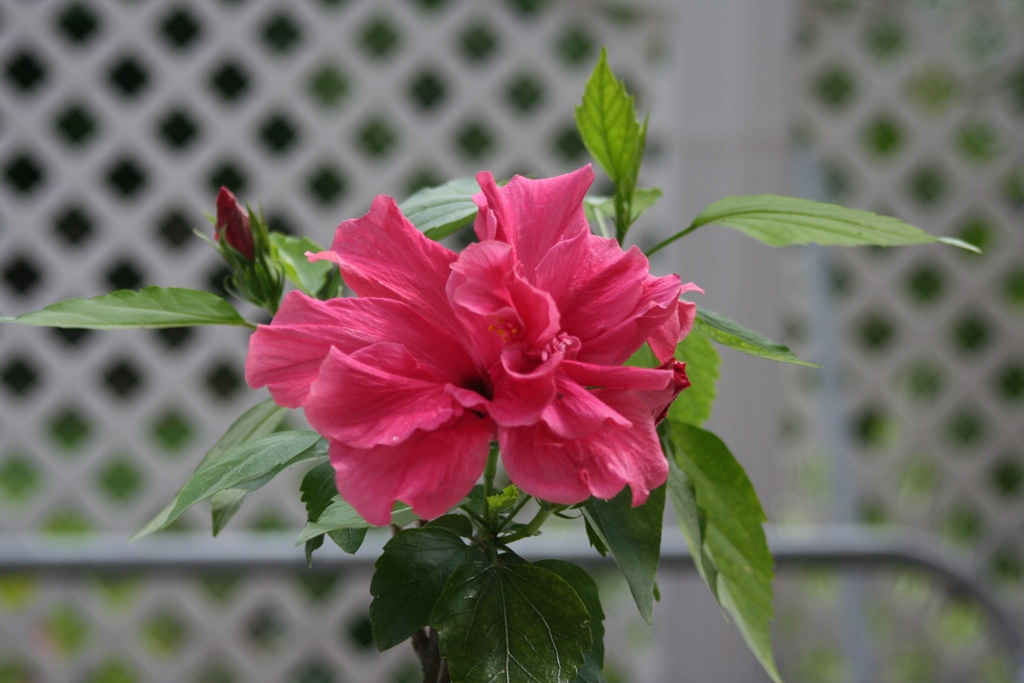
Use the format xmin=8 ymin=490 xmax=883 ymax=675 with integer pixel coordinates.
xmin=1 ymin=287 xmax=251 ymax=329
xmin=269 ymin=233 xmax=341 ymax=299
xmin=299 ymin=460 xmax=368 ymax=561
xmin=399 ymin=177 xmax=480 ymax=240
xmin=669 ymin=329 xmax=720 ymax=427
xmin=535 ymin=560 xmax=606 ymax=683
xmin=668 ymin=422 xmax=781 ymax=683
xmin=574 ymin=48 xmax=647 ymax=238
xmin=666 ymin=460 xmax=718 ymax=598
xmin=691 ymin=194 xmax=980 ymax=251
xmin=134 ymin=399 xmax=290 ymax=540
xmin=582 ymin=485 xmax=664 ymax=624
xmin=154 ymin=431 xmax=324 ymax=533
xmin=369 ymin=527 xmax=484 ymax=651
xmin=432 ymin=558 xmax=592 ymax=683
xmin=295 ymin=497 xmax=419 ymax=543
xmin=694 ymin=308 xmax=818 ymax=367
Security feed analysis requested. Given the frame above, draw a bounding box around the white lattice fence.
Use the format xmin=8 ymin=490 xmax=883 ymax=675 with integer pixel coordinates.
xmin=0 ymin=1 xmax=677 ymax=680
xmin=775 ymin=1 xmax=1024 ymax=681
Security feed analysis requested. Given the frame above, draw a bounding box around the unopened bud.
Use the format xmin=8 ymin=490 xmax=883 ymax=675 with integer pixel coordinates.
xmin=215 ymin=187 xmax=255 ymax=261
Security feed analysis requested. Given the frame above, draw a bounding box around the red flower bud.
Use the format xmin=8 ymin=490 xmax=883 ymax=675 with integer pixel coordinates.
xmin=215 ymin=187 xmax=255 ymax=261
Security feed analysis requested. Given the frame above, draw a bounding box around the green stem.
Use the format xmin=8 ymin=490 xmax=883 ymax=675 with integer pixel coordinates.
xmin=481 ymin=443 xmax=500 ymax=528
xmin=494 ymin=494 xmax=532 ymax=534
xmin=644 ymin=222 xmax=702 ymax=258
xmin=500 ymin=504 xmax=561 ymax=544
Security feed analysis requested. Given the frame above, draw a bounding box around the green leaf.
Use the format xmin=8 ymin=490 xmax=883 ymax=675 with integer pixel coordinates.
xmin=665 ymin=460 xmax=718 ymax=598
xmin=695 ymin=308 xmax=818 ymax=367
xmin=269 ymin=233 xmax=341 ymax=298
xmin=690 ymin=194 xmax=981 ymax=251
xmin=369 ymin=527 xmax=484 ymax=651
xmin=584 ymin=187 xmax=663 ymax=225
xmin=158 ymin=431 xmax=323 ymax=532
xmin=399 ymin=177 xmax=480 ymax=240
xmin=432 ymin=558 xmax=592 ymax=683
xmin=134 ymin=399 xmax=290 ymax=540
xmin=295 ymin=497 xmax=419 ymax=544
xmin=426 ymin=514 xmax=474 ymax=539
xmin=668 ymin=422 xmax=781 ymax=683
xmin=582 ymin=485 xmax=664 ymax=624
xmin=534 ymin=560 xmax=606 ymax=683
xmin=669 ymin=330 xmax=721 ymax=427
xmin=2 ymin=287 xmax=251 ymax=329
xmin=298 ymin=460 xmax=370 ymax=559
xmin=574 ymin=48 xmax=647 ymax=239
xmin=210 ymin=489 xmax=248 ymax=536
xmin=575 ymin=48 xmax=644 ymax=190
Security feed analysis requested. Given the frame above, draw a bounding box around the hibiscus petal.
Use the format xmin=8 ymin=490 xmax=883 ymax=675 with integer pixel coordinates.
xmin=305 ymin=345 xmax=462 ymax=449
xmin=447 ymin=345 xmax=559 ymax=427
xmin=540 ymin=376 xmax=631 ymax=439
xmin=647 ymin=283 xmax=702 ymax=362
xmin=311 ymin=195 xmax=461 ymax=329
xmin=245 ymin=291 xmax=477 ymax=408
xmin=501 ymin=390 xmax=668 ymax=506
xmin=636 ymin=359 xmax=690 ymax=423
xmin=473 ymin=166 xmax=594 ymax=275
xmin=331 ymin=413 xmax=493 ymax=526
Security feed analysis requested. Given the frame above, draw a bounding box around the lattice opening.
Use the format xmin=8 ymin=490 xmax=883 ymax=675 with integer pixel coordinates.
xmin=307 ymin=63 xmax=351 ymax=108
xmin=989 ymin=456 xmax=1023 ymax=499
xmin=105 ymin=259 xmax=144 ymax=291
xmin=1 ymin=356 xmax=39 ymax=397
xmin=54 ymin=102 xmax=99 ymax=148
xmin=245 ymin=604 xmax=289 ymax=653
xmin=950 ymin=313 xmax=991 ymax=354
xmin=43 ymin=603 xmax=90 ymax=657
xmin=455 ymin=119 xmax=496 ymax=160
xmin=3 ymin=152 xmax=46 ymax=195
xmin=105 ymin=157 xmax=149 ymax=199
xmin=87 ymin=658 xmax=137 ymax=683
xmin=261 ymin=11 xmax=303 ymax=55
xmin=4 ymin=48 xmax=47 ymax=93
xmin=160 ymin=7 xmax=202 ymax=51
xmin=458 ymin=21 xmax=500 ymax=63
xmin=906 ymin=64 xmax=958 ymax=116
xmin=258 ymin=113 xmax=300 ymax=156
xmin=2 ymin=254 xmax=43 ymax=298
xmin=53 ymin=204 xmax=96 ymax=247
xmin=906 ymin=163 xmax=948 ymax=207
xmin=55 ymin=3 xmax=101 ymax=46
xmin=814 ymin=63 xmax=858 ymax=109
xmin=0 ymin=454 xmax=41 ymax=504
xmin=155 ymin=207 xmax=197 ymax=251
xmin=945 ymin=407 xmax=987 ymax=450
xmin=48 ymin=407 xmax=92 ymax=452
xmin=97 ymin=458 xmax=145 ymax=505
xmin=101 ymin=358 xmax=145 ymax=400
xmin=142 ymin=608 xmax=190 ymax=657
xmin=43 ymin=507 xmax=94 ymax=534
xmin=204 ymin=360 xmax=244 ymax=402
xmin=208 ymin=60 xmax=251 ymax=102
xmin=407 ymin=69 xmax=447 ymax=111
xmin=107 ymin=54 xmax=150 ymax=99
xmin=357 ymin=116 xmax=399 ymax=159
xmin=303 ymin=163 xmax=346 ymax=204
xmin=555 ymin=25 xmax=597 ymax=66
xmin=152 ymin=327 xmax=194 ymax=351
xmin=208 ymin=161 xmax=249 ymax=195
xmin=150 ymin=408 xmax=195 ymax=455
xmin=157 ymin=108 xmax=201 ymax=152
xmin=954 ymin=212 xmax=996 ymax=255
xmin=861 ymin=113 xmax=905 ymax=159
xmin=863 ymin=18 xmax=907 ymax=62
xmin=359 ymin=16 xmax=402 ymax=60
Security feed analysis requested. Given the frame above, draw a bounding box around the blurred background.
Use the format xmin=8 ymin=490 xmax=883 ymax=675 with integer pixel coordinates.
xmin=0 ymin=0 xmax=1022 ymax=681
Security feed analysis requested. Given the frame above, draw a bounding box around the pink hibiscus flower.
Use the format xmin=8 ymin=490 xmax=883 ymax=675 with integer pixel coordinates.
xmin=245 ymin=165 xmax=700 ymax=525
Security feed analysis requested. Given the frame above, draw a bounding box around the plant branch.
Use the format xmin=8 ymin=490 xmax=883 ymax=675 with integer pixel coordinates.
xmin=644 ymin=221 xmax=701 ymax=257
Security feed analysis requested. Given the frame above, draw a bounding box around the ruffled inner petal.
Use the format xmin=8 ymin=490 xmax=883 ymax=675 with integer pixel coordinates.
xmin=330 ymin=413 xmax=493 ymax=526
